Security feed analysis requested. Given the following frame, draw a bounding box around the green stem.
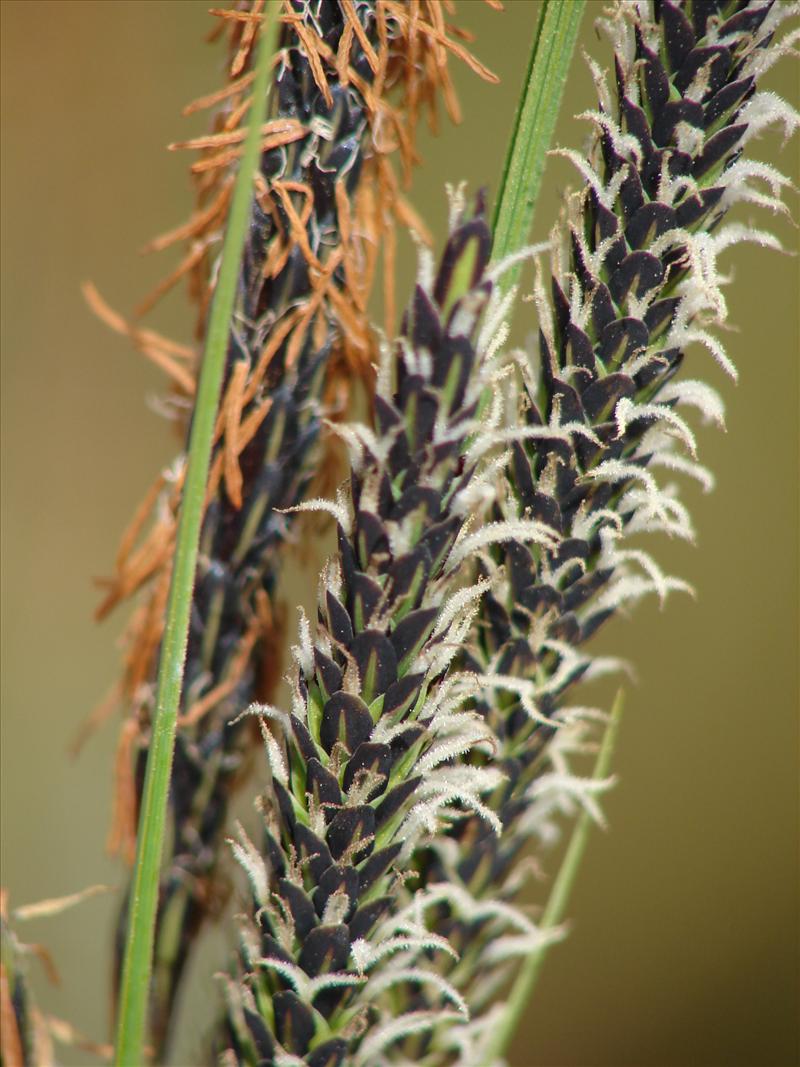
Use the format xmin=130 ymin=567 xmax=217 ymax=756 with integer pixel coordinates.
xmin=486 ymin=690 xmax=624 ymax=1063
xmin=490 ymin=0 xmax=585 ymax=289
xmin=112 ymin=11 xmax=279 ymax=1065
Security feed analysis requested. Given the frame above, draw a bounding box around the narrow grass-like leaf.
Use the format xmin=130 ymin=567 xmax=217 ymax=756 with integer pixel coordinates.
xmin=486 ymin=690 xmax=624 ymax=1063
xmin=491 ymin=0 xmax=585 ymax=287
xmin=112 ymin=9 xmax=279 ymax=1065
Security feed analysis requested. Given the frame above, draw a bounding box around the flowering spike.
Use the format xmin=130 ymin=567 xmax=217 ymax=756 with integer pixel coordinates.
xmin=374 ymin=3 xmax=799 ymax=1059
xmin=216 ymin=201 xmax=511 ymax=1064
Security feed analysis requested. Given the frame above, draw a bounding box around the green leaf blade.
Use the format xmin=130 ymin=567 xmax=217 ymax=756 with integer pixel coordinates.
xmin=491 ymin=0 xmax=586 ymax=291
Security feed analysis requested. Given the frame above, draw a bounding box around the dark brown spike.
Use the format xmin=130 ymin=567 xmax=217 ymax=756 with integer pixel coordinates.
xmin=298 ymin=925 xmax=351 ymax=978
xmin=272 ymin=991 xmax=315 ymax=1056
xmin=390 ymin=607 xmax=439 ymax=666
xmin=277 ymin=879 xmax=318 ymax=942
xmin=581 ymin=373 xmax=637 ymax=422
xmin=306 ymin=1038 xmax=348 ymax=1067
xmin=325 ymin=591 xmax=354 ymax=649
xmin=625 ymin=202 xmax=676 ymax=249
xmin=382 ymin=673 xmax=426 ymax=721
xmin=674 ymin=45 xmax=730 ymax=96
xmin=661 ymin=0 xmax=696 ymax=71
xmin=433 ymin=217 xmax=492 ymax=314
xmin=342 ymin=742 xmax=392 ymax=798
xmin=608 ymin=251 xmax=665 ymax=304
xmin=693 ymin=123 xmax=747 ymax=177
xmin=350 ymin=631 xmax=399 ymax=702
xmin=374 ymin=777 xmax=423 ymax=829
xmin=349 ymin=574 xmax=385 ymax=631
xmin=312 ymin=866 xmax=359 ymax=921
xmin=325 ymin=806 xmax=376 ymax=862
xmin=242 ymin=1008 xmax=276 ymax=1061
xmin=314 ymin=650 xmax=343 ymax=702
xmin=703 ymin=76 xmax=754 ymax=128
xmin=348 ymin=896 xmax=395 ymax=941
xmin=356 ymin=844 xmax=402 ymax=896
xmin=306 ymin=758 xmax=343 ymax=810
xmin=294 ymin=824 xmax=334 ymax=884
xmin=320 ymin=693 xmax=374 ymax=755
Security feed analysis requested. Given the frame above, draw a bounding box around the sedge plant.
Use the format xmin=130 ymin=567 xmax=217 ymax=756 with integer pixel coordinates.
xmin=23 ymin=1 xmax=794 ymax=1065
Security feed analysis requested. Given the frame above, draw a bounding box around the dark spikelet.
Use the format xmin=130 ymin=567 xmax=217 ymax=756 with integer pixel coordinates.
xmin=379 ymin=3 xmax=798 ymax=1062
xmin=96 ymin=3 xmax=497 ymax=1055
xmin=214 ymin=202 xmax=514 ymax=1065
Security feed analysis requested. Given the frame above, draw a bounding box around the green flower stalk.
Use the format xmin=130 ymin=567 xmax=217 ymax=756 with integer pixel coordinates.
xmin=215 ymin=198 xmax=555 ymax=1066
xmin=374 ymin=1 xmax=798 ymax=1061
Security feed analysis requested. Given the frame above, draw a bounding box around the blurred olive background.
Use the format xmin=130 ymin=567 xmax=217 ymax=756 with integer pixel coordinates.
xmin=1 ymin=2 xmax=797 ymax=1065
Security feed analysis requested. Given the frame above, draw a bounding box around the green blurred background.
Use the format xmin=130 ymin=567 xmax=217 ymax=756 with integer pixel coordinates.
xmin=1 ymin=2 xmax=797 ymax=1065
